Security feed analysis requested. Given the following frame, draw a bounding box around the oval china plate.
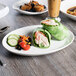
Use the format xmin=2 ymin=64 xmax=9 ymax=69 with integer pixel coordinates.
xmin=2 ymin=25 xmax=74 ymax=56
xmin=60 ymin=0 xmax=76 ymax=20
xmin=13 ymin=0 xmax=48 ymax=15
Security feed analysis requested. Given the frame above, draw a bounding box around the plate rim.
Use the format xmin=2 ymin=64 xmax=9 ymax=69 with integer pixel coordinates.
xmin=2 ymin=25 xmax=74 ymax=56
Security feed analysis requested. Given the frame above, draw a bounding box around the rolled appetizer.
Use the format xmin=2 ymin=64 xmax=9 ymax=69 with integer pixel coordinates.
xmin=41 ymin=19 xmax=69 ymax=40
xmin=33 ymin=28 xmax=51 ymax=48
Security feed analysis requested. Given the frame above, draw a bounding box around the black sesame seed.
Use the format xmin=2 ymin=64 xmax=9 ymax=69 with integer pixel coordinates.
xmin=20 ymin=5 xmax=22 ymax=9
xmin=16 ymin=44 xmax=22 ymax=50
xmin=26 ymin=40 xmax=29 ymax=42
xmin=26 ymin=10 xmax=29 ymax=11
xmin=44 ymin=5 xmax=46 ymax=9
xmin=28 ymin=37 xmax=32 ymax=42
xmin=29 ymin=9 xmax=33 ymax=12
xmin=31 ymin=3 xmax=35 ymax=8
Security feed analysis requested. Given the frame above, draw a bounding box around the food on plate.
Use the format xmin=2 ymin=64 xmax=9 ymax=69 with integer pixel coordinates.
xmin=33 ymin=28 xmax=51 ymax=48
xmin=7 ymin=34 xmax=31 ymax=51
xmin=7 ymin=34 xmax=20 ymax=47
xmin=41 ymin=19 xmax=69 ymax=40
xmin=29 ymin=1 xmax=39 ymax=5
xmin=7 ymin=38 xmax=18 ymax=47
xmin=20 ymin=4 xmax=32 ymax=11
xmin=18 ymin=35 xmax=31 ymax=50
xmin=20 ymin=1 xmax=46 ymax=12
xmin=67 ymin=6 xmax=76 ymax=16
xmin=6 ymin=19 xmax=69 ymax=51
xmin=8 ymin=34 xmax=20 ymax=40
xmin=34 ymin=4 xmax=44 ymax=12
xmin=15 ymin=44 xmax=22 ymax=50
xmin=48 ymin=0 xmax=61 ymax=17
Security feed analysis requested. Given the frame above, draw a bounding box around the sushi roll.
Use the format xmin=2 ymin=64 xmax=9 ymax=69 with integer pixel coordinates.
xmin=33 ymin=28 xmax=51 ymax=48
xmin=41 ymin=19 xmax=69 ymax=40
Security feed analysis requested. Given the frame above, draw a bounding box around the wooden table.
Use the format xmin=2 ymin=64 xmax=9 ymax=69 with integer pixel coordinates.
xmin=0 ymin=0 xmax=76 ymax=76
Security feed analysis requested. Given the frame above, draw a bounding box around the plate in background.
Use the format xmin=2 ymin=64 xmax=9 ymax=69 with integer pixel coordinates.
xmin=13 ymin=0 xmax=48 ymax=15
xmin=2 ymin=25 xmax=74 ymax=56
xmin=60 ymin=0 xmax=76 ymax=20
xmin=0 ymin=3 xmax=9 ymax=19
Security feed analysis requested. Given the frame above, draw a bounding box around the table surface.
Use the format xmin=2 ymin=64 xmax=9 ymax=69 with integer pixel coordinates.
xmin=0 ymin=0 xmax=76 ymax=76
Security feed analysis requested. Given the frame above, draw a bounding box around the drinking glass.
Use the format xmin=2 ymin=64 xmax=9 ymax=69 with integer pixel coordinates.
xmin=47 ymin=0 xmax=61 ymax=21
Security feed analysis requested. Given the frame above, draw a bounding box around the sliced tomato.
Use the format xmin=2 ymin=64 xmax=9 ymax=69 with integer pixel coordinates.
xmin=23 ymin=45 xmax=30 ymax=50
xmin=19 ymin=41 xmax=30 ymax=51
xmin=19 ymin=41 xmax=26 ymax=48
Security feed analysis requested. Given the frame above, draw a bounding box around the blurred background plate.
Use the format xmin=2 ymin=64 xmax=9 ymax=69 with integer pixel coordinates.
xmin=0 ymin=3 xmax=9 ymax=19
xmin=13 ymin=0 xmax=48 ymax=15
xmin=60 ymin=0 xmax=76 ymax=20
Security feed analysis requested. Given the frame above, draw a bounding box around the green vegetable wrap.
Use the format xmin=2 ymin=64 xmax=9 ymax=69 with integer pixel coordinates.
xmin=33 ymin=28 xmax=51 ymax=48
xmin=41 ymin=19 xmax=69 ymax=40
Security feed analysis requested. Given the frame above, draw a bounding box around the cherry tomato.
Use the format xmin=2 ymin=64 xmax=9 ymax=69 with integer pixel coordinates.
xmin=23 ymin=45 xmax=30 ymax=50
xmin=19 ymin=41 xmax=26 ymax=49
xmin=19 ymin=41 xmax=30 ymax=51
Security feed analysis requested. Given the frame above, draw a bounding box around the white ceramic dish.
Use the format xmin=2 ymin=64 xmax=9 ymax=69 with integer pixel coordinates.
xmin=13 ymin=0 xmax=48 ymax=15
xmin=0 ymin=3 xmax=9 ymax=19
xmin=2 ymin=25 xmax=74 ymax=56
xmin=60 ymin=0 xmax=76 ymax=20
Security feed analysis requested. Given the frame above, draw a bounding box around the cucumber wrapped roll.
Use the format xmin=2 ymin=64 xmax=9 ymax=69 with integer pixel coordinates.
xmin=33 ymin=28 xmax=51 ymax=48
xmin=41 ymin=19 xmax=69 ymax=40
